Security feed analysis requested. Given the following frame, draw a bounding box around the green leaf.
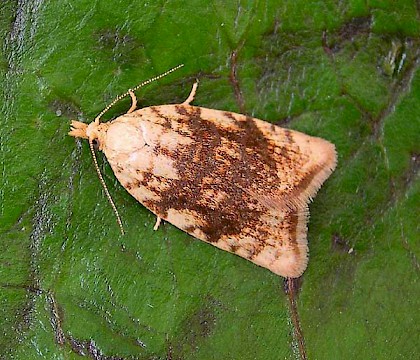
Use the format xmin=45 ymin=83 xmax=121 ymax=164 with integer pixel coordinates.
xmin=1 ymin=1 xmax=419 ymax=359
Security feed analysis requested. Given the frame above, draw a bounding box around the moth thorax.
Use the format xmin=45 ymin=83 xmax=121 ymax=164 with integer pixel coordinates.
xmin=105 ymin=122 xmax=146 ymax=154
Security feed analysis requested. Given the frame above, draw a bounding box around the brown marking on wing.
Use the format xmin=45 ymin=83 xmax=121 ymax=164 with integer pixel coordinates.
xmin=248 ymin=236 xmax=271 ymax=260
xmin=282 ymin=163 xmax=325 ymax=208
xmin=150 ymin=106 xmax=172 ymax=129
xmin=140 ymin=105 xmax=279 ymax=243
xmin=240 ymin=116 xmax=278 ymax=169
xmin=229 ymin=244 xmax=240 ymax=253
xmin=284 ymin=129 xmax=293 ymax=144
xmin=288 ymin=211 xmax=299 ymax=251
xmin=131 ymin=172 xmax=155 ymax=193
xmin=294 ymin=164 xmax=323 ymax=195
xmin=175 ymin=104 xmax=189 ymax=116
xmin=223 ymin=111 xmax=237 ymax=121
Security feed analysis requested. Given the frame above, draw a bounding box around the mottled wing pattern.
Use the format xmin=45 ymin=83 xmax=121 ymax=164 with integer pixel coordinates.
xmin=102 ymin=104 xmax=336 ymax=277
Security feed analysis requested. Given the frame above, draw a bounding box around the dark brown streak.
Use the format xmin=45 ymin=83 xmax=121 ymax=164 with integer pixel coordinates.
xmin=47 ymin=292 xmax=134 ymax=359
xmin=240 ymin=116 xmax=278 ymax=169
xmin=175 ymin=104 xmax=189 ymax=116
xmin=229 ymin=49 xmax=246 ymax=113
xmin=229 ymin=244 xmax=240 ymax=253
xmin=286 ymin=278 xmax=307 ymax=360
xmin=290 ymin=163 xmax=324 ymax=200
xmin=287 ymin=211 xmax=300 ymax=252
xmin=150 ymin=106 xmax=172 ymax=129
xmin=223 ymin=111 xmax=236 ymax=121
xmin=47 ymin=292 xmax=66 ymax=345
xmin=144 ymin=106 xmax=278 ymax=243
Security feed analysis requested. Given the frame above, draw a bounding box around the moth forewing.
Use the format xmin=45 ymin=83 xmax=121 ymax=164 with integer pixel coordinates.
xmin=69 ymin=77 xmax=336 ymax=278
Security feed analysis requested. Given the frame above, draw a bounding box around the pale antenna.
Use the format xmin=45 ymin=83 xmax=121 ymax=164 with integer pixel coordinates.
xmin=90 ymin=65 xmax=184 ymax=234
xmin=94 ymin=64 xmax=184 ymax=123
xmin=89 ymin=140 xmax=125 ymax=235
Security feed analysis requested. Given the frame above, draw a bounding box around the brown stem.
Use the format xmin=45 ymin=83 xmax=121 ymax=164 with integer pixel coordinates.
xmin=286 ymin=277 xmax=307 ymax=360
xmin=229 ymin=49 xmax=246 ymax=114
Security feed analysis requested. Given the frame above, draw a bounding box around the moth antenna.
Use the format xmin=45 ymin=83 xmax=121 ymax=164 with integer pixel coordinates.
xmin=89 ymin=140 xmax=125 ymax=235
xmin=95 ymin=64 xmax=184 ymax=123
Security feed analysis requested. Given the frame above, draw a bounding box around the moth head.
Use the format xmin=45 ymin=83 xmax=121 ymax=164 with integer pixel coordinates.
xmin=68 ymin=120 xmax=109 ymax=151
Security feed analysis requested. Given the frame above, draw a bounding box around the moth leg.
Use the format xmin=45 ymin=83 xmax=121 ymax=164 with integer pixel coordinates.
xmin=153 ymin=216 xmax=162 ymax=231
xmin=182 ymin=80 xmax=199 ymax=105
xmin=127 ymin=90 xmax=137 ymax=113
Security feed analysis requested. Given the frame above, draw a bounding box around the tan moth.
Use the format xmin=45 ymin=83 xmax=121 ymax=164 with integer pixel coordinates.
xmin=69 ymin=66 xmax=337 ymax=278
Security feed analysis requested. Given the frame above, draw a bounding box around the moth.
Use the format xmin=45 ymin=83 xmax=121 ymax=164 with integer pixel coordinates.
xmin=69 ymin=66 xmax=337 ymax=278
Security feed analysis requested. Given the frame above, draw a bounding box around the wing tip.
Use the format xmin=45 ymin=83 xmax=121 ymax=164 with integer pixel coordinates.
xmin=284 ymin=138 xmax=337 ymax=211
